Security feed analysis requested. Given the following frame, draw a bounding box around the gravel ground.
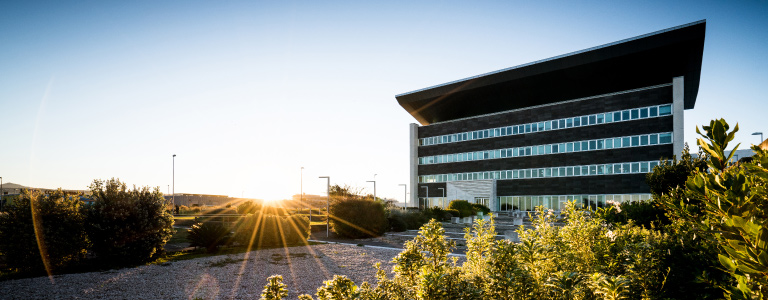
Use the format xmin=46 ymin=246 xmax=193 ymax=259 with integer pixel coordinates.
xmin=0 ymin=244 xmax=402 ymax=300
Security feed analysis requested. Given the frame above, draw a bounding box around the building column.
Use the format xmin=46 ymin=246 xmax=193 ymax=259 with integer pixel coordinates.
xmin=490 ymin=179 xmax=498 ymax=212
xmin=672 ymin=76 xmax=685 ymax=157
xmin=409 ymin=123 xmax=419 ymax=209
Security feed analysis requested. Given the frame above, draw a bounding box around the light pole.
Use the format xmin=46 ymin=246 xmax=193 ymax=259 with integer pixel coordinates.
xmin=398 ymin=184 xmax=407 ymax=209
xmin=319 ymin=176 xmax=330 ymax=237
xmin=1 ymin=177 xmax=3 ymax=211
xmin=420 ymin=186 xmax=428 ymax=210
xmin=301 ymin=167 xmax=304 ymax=203
xmin=753 ymin=132 xmax=763 ymax=144
xmin=172 ymin=154 xmax=176 ymax=207
xmin=366 ymin=174 xmax=376 ymax=202
xmin=437 ymin=187 xmax=445 ymax=208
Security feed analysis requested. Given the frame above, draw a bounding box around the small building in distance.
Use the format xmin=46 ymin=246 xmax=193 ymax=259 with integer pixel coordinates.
xmin=396 ymin=21 xmax=706 ymax=212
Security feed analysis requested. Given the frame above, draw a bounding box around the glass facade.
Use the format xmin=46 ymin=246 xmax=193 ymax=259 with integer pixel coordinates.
xmin=419 ymin=104 xmax=672 ymax=147
xmin=498 ymin=193 xmax=652 ymax=211
xmin=419 ymin=132 xmax=672 ymax=165
xmin=419 ymin=160 xmax=660 ymax=183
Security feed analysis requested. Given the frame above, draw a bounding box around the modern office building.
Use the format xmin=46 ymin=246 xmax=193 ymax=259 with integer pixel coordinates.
xmin=396 ymin=20 xmax=706 ymax=211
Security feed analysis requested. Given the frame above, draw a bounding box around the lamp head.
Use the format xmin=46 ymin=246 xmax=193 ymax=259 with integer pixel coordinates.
xmin=752 ymin=132 xmax=763 ymax=135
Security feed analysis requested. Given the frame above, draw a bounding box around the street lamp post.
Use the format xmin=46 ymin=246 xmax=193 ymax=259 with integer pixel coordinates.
xmin=319 ymin=176 xmax=330 ymax=237
xmin=437 ymin=187 xmax=445 ymax=208
xmin=301 ymin=167 xmax=304 ymax=203
xmin=398 ymin=184 xmax=407 ymax=209
xmin=172 ymin=154 xmax=176 ymax=207
xmin=1 ymin=177 xmax=3 ymax=211
xmin=753 ymin=132 xmax=763 ymax=144
xmin=366 ymin=174 xmax=377 ymax=202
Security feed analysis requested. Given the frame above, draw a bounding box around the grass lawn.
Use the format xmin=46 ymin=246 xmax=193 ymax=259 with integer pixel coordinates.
xmin=167 ymin=228 xmax=190 ymax=244
xmin=153 ymin=241 xmax=323 ymax=265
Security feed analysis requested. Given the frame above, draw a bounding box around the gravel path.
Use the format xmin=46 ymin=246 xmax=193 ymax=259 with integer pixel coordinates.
xmin=0 ymin=244 xmax=401 ymax=300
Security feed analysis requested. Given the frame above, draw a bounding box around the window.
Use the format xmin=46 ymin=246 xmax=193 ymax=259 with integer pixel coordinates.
xmin=659 ymin=104 xmax=672 ymax=116
xmin=513 ymin=126 xmax=518 ymax=135
xmin=574 ymin=117 xmax=581 ymax=126
xmin=622 ymin=110 xmax=630 ymax=121
xmin=650 ymin=134 xmax=658 ymax=145
xmin=659 ymin=133 xmax=672 ymax=143
xmin=545 ymin=122 xmax=551 ymax=130
xmin=552 ymin=144 xmax=558 ymax=153
xmin=597 ymin=140 xmax=604 ymax=149
xmin=640 ymin=108 xmax=648 ymax=118
xmin=605 ymin=139 xmax=613 ymax=149
xmin=606 ymin=113 xmax=613 ymax=123
xmin=574 ymin=167 xmax=581 ymax=176
xmin=539 ymin=122 xmax=546 ymax=131
xmin=531 ymin=124 xmax=537 ymax=132
xmin=574 ymin=142 xmax=581 ymax=151
xmin=641 ymin=162 xmax=649 ymax=173
xmin=589 ymin=140 xmax=597 ymax=150
xmin=525 ymin=124 xmax=531 ymax=133
xmin=589 ymin=115 xmax=596 ymax=125
xmin=566 ymin=118 xmax=573 ymax=128
xmin=631 ymin=136 xmax=639 ymax=146
xmin=622 ymin=137 xmax=630 ymax=148
xmin=582 ymin=116 xmax=588 ymax=126
xmin=582 ymin=141 xmax=589 ymax=151
xmin=552 ymin=120 xmax=559 ymax=129
xmin=596 ymin=114 xmax=604 ymax=124
xmin=649 ymin=107 xmax=658 ymax=117
xmin=590 ymin=165 xmax=597 ymax=175
xmin=640 ymin=135 xmax=648 ymax=145
xmin=614 ymin=138 xmax=622 ymax=148
xmin=631 ymin=109 xmax=639 ymax=119
xmin=567 ymin=143 xmax=574 ymax=152
xmin=623 ymin=163 xmax=630 ymax=174
xmin=632 ymin=163 xmax=640 ymax=173
xmin=614 ymin=112 xmax=621 ymax=122
xmin=559 ymin=119 xmax=565 ymax=128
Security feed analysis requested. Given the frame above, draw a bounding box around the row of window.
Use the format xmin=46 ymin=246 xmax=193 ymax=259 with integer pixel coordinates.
xmin=498 ymin=194 xmax=652 ymax=212
xmin=419 ymin=104 xmax=673 ymax=146
xmin=419 ymin=132 xmax=672 ymax=165
xmin=418 ymin=160 xmax=660 ymax=183
xmin=418 ymin=193 xmax=652 ymax=211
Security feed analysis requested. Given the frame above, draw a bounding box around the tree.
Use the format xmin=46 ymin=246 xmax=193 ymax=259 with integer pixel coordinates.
xmin=84 ymin=178 xmax=174 ymax=265
xmin=0 ymin=189 xmax=88 ymax=273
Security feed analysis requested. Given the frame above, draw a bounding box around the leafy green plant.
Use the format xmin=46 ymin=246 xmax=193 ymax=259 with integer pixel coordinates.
xmin=84 ymin=178 xmax=174 ymax=265
xmin=667 ymin=119 xmax=768 ymax=299
xmin=187 ymin=222 xmax=231 ymax=253
xmin=261 ymin=275 xmax=289 ymax=300
xmin=0 ymin=189 xmax=88 ymax=273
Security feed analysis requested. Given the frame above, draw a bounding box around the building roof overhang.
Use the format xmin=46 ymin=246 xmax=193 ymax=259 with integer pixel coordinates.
xmin=396 ymin=20 xmax=706 ymax=125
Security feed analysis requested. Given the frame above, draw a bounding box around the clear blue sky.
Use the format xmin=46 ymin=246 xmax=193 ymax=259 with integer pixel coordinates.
xmin=1 ymin=0 xmax=767 ymax=201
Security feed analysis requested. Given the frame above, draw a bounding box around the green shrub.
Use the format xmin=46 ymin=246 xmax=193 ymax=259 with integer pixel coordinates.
xmin=233 ymin=213 xmax=309 ymax=248
xmin=237 ymin=200 xmax=260 ymax=215
xmin=444 ymin=209 xmax=460 ymax=219
xmin=84 ymin=178 xmax=174 ymax=265
xmin=448 ymin=200 xmax=475 ymax=218
xmin=329 ymin=199 xmax=387 ymax=238
xmin=471 ymin=203 xmax=490 ymax=215
xmin=187 ymin=222 xmax=231 ymax=252
xmin=0 ymin=189 xmax=88 ymax=273
xmin=388 ymin=216 xmax=408 ymax=232
xmin=601 ymin=200 xmax=668 ymax=228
